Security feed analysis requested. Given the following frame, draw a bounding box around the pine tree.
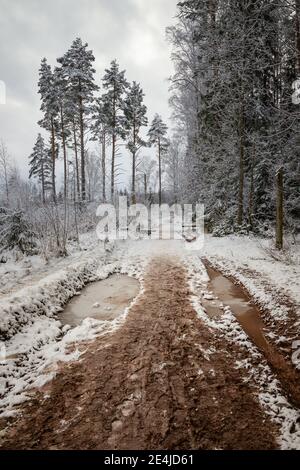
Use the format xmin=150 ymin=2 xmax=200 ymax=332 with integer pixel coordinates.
xmin=38 ymin=58 xmax=59 ymax=204
xmin=102 ymin=60 xmax=129 ymax=200
xmin=123 ymin=81 xmax=148 ymax=203
xmin=29 ymin=134 xmax=52 ymax=203
xmin=53 ymin=66 xmax=71 ymax=200
xmin=148 ymin=114 xmax=169 ymax=205
xmin=57 ymin=38 xmax=99 ymax=201
xmin=91 ymin=96 xmax=111 ymax=202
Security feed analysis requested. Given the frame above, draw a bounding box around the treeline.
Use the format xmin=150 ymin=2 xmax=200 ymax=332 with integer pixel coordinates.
xmin=30 ymin=38 xmax=169 ymax=206
xmin=167 ymin=0 xmax=300 ymax=235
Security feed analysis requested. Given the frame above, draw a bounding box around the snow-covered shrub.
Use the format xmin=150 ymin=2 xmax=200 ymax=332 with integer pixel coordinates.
xmin=259 ymin=237 xmax=300 ymax=265
xmin=0 ymin=208 xmax=37 ymax=255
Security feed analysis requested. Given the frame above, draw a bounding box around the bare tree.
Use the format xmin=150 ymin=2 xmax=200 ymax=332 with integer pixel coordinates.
xmin=0 ymin=139 xmax=11 ymax=205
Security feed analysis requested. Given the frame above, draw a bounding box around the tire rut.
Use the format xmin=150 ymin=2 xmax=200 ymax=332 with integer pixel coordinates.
xmin=1 ymin=256 xmax=278 ymax=450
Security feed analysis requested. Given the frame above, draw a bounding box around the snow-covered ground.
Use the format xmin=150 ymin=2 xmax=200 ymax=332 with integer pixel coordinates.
xmin=0 ymin=237 xmax=183 ymax=418
xmin=0 ymin=231 xmax=101 ymax=298
xmin=0 ymin=233 xmax=300 ymax=448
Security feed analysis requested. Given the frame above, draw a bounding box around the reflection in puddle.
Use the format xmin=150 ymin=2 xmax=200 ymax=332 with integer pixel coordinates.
xmin=60 ymin=274 xmax=140 ymax=327
xmin=205 ymin=265 xmax=269 ymax=351
xmin=202 ymin=261 xmax=300 ymax=407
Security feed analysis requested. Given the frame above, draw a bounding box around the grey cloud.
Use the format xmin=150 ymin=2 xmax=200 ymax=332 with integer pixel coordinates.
xmin=0 ymin=0 xmax=177 ymax=177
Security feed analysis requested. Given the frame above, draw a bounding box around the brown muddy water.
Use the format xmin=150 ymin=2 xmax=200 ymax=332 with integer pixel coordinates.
xmin=60 ymin=274 xmax=140 ymax=327
xmin=203 ymin=261 xmax=300 ymax=408
xmin=205 ymin=265 xmax=270 ymax=351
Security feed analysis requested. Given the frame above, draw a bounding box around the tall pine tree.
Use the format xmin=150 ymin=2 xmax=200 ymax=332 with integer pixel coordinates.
xmin=123 ymin=81 xmax=148 ymax=203
xmin=148 ymin=114 xmax=169 ymax=205
xmin=57 ymin=38 xmax=98 ymax=201
xmin=102 ymin=60 xmax=129 ymax=200
xmin=38 ymin=58 xmax=59 ymax=203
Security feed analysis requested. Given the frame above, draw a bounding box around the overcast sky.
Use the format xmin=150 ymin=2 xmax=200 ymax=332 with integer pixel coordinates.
xmin=0 ymin=0 xmax=177 ymax=183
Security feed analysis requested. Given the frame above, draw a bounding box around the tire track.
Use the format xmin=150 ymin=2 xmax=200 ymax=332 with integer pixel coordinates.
xmin=1 ymin=256 xmax=278 ymax=450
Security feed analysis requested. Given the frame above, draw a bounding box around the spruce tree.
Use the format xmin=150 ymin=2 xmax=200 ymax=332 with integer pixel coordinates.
xmin=169 ymin=0 xmax=289 ymax=234
xmin=29 ymin=134 xmax=52 ymax=203
xmin=0 ymin=208 xmax=36 ymax=255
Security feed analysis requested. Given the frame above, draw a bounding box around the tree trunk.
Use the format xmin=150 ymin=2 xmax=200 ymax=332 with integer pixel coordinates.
xmin=158 ymin=138 xmax=162 ymax=206
xmin=131 ymin=123 xmax=137 ymax=205
xmin=4 ymin=164 xmax=9 ymax=206
xmin=132 ymin=150 xmax=136 ymax=205
xmin=79 ymin=105 xmax=85 ymax=202
xmin=102 ymin=130 xmax=106 ymax=202
xmin=276 ymin=168 xmax=284 ymax=250
xmin=248 ymin=145 xmax=255 ymax=229
xmin=237 ymin=105 xmax=245 ymax=225
xmin=51 ymin=118 xmax=57 ymax=204
xmin=79 ymin=88 xmax=86 ymax=202
xmin=111 ymin=133 xmax=116 ymax=201
xmin=60 ymin=106 xmax=68 ymax=248
xmin=60 ymin=106 xmax=68 ymax=201
xmin=41 ymin=161 xmax=45 ymax=204
xmin=296 ymin=0 xmax=300 ymax=75
xmin=144 ymin=173 xmax=147 ymax=203
xmin=73 ymin=119 xmax=80 ymax=201
xmin=111 ymin=90 xmax=117 ymax=202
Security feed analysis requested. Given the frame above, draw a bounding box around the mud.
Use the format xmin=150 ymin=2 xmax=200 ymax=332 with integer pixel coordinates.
xmin=60 ymin=274 xmax=140 ymax=326
xmin=0 ymin=257 xmax=277 ymax=450
xmin=203 ymin=261 xmax=300 ymax=409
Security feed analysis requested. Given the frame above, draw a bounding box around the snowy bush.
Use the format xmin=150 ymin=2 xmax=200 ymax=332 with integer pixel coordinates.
xmin=0 ymin=208 xmax=37 ymax=255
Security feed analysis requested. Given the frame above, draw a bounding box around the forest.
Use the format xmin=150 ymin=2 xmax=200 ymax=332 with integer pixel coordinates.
xmin=0 ymin=0 xmax=300 ymax=454
xmin=1 ymin=0 xmax=299 ymax=260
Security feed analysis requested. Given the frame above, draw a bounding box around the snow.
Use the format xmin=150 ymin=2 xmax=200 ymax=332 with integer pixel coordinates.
xmin=0 ymin=234 xmax=299 ymax=449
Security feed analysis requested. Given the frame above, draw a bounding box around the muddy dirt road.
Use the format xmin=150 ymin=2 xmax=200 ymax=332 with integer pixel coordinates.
xmin=1 ymin=256 xmax=278 ymax=450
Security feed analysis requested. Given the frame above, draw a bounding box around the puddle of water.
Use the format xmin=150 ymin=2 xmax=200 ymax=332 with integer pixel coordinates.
xmin=202 ymin=260 xmax=300 ymax=408
xmin=205 ymin=265 xmax=270 ymax=351
xmin=60 ymin=274 xmax=140 ymax=327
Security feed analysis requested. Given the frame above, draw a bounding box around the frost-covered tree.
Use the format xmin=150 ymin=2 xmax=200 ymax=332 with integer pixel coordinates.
xmin=123 ymin=81 xmax=148 ymax=203
xmin=53 ymin=66 xmax=72 ymax=200
xmin=91 ymin=96 xmax=112 ymax=202
xmin=0 ymin=208 xmax=36 ymax=255
xmin=136 ymin=156 xmax=157 ymax=203
xmin=29 ymin=134 xmax=52 ymax=204
xmin=38 ymin=58 xmax=59 ymax=203
xmin=148 ymin=114 xmax=169 ymax=205
xmin=164 ymin=133 xmax=184 ymax=203
xmin=168 ymin=0 xmax=300 ymax=237
xmin=0 ymin=139 xmax=12 ymax=206
xmin=102 ymin=60 xmax=129 ymax=200
xmin=86 ymin=151 xmax=101 ymax=202
xmin=57 ymin=38 xmax=99 ymax=201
